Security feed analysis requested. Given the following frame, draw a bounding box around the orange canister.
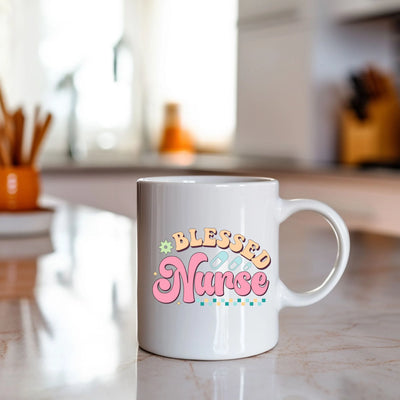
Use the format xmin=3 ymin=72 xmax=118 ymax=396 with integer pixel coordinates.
xmin=0 ymin=167 xmax=40 ymax=211
xmin=159 ymin=103 xmax=194 ymax=154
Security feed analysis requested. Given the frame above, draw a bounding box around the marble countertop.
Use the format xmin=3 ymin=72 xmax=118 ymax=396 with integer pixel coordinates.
xmin=0 ymin=202 xmax=399 ymax=399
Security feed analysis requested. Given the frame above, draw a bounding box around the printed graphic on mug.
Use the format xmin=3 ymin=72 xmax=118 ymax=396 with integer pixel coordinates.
xmin=153 ymin=227 xmax=272 ymax=306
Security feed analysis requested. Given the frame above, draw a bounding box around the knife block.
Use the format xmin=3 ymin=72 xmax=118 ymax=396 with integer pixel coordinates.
xmin=340 ymin=97 xmax=400 ymax=165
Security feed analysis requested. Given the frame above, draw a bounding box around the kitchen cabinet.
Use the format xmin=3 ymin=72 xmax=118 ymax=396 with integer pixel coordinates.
xmin=236 ymin=0 xmax=314 ymax=162
xmin=236 ymin=22 xmax=313 ymax=161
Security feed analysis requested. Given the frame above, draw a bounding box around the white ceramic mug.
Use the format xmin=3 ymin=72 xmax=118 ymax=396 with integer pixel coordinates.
xmin=137 ymin=176 xmax=350 ymax=360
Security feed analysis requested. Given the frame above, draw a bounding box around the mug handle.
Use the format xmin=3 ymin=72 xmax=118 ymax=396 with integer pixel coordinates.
xmin=277 ymin=199 xmax=350 ymax=309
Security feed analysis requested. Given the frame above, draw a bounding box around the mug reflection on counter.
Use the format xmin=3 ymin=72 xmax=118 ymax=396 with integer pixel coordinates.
xmin=137 ymin=349 xmax=276 ymax=399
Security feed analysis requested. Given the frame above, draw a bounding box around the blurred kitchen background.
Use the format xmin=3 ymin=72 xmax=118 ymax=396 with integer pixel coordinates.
xmin=2 ymin=0 xmax=400 ymax=234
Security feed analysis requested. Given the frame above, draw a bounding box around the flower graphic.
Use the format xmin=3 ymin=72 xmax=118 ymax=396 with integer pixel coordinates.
xmin=159 ymin=240 xmax=173 ymax=254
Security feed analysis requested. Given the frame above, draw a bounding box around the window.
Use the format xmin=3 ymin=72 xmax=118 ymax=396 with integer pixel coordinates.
xmin=1 ymin=0 xmax=237 ymax=157
xmin=144 ymin=0 xmax=237 ymax=152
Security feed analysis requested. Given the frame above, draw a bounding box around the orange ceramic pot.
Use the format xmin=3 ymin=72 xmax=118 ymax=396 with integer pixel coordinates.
xmin=0 ymin=167 xmax=40 ymax=211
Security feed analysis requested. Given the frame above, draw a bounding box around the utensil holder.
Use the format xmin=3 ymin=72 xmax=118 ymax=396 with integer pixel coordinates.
xmin=0 ymin=167 xmax=40 ymax=211
xmin=340 ymin=98 xmax=400 ymax=165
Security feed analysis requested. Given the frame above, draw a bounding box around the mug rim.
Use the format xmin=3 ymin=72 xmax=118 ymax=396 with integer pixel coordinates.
xmin=137 ymin=175 xmax=277 ymax=186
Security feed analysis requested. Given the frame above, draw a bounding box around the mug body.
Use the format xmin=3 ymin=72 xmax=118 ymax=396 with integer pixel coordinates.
xmin=137 ymin=176 xmax=280 ymax=360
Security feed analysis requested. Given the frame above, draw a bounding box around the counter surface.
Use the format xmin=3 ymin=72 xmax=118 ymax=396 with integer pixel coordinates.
xmin=40 ymin=152 xmax=400 ymax=180
xmin=0 ymin=202 xmax=398 ymax=399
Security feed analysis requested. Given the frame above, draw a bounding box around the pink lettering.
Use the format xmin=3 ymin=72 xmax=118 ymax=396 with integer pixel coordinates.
xmin=252 ymin=271 xmax=269 ymax=296
xmin=194 ymin=271 xmax=216 ymax=296
xmin=214 ymin=271 xmax=234 ymax=296
xmin=153 ymin=252 xmax=270 ymax=303
xmin=153 ymin=252 xmax=208 ymax=303
xmin=234 ymin=271 xmax=252 ymax=296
